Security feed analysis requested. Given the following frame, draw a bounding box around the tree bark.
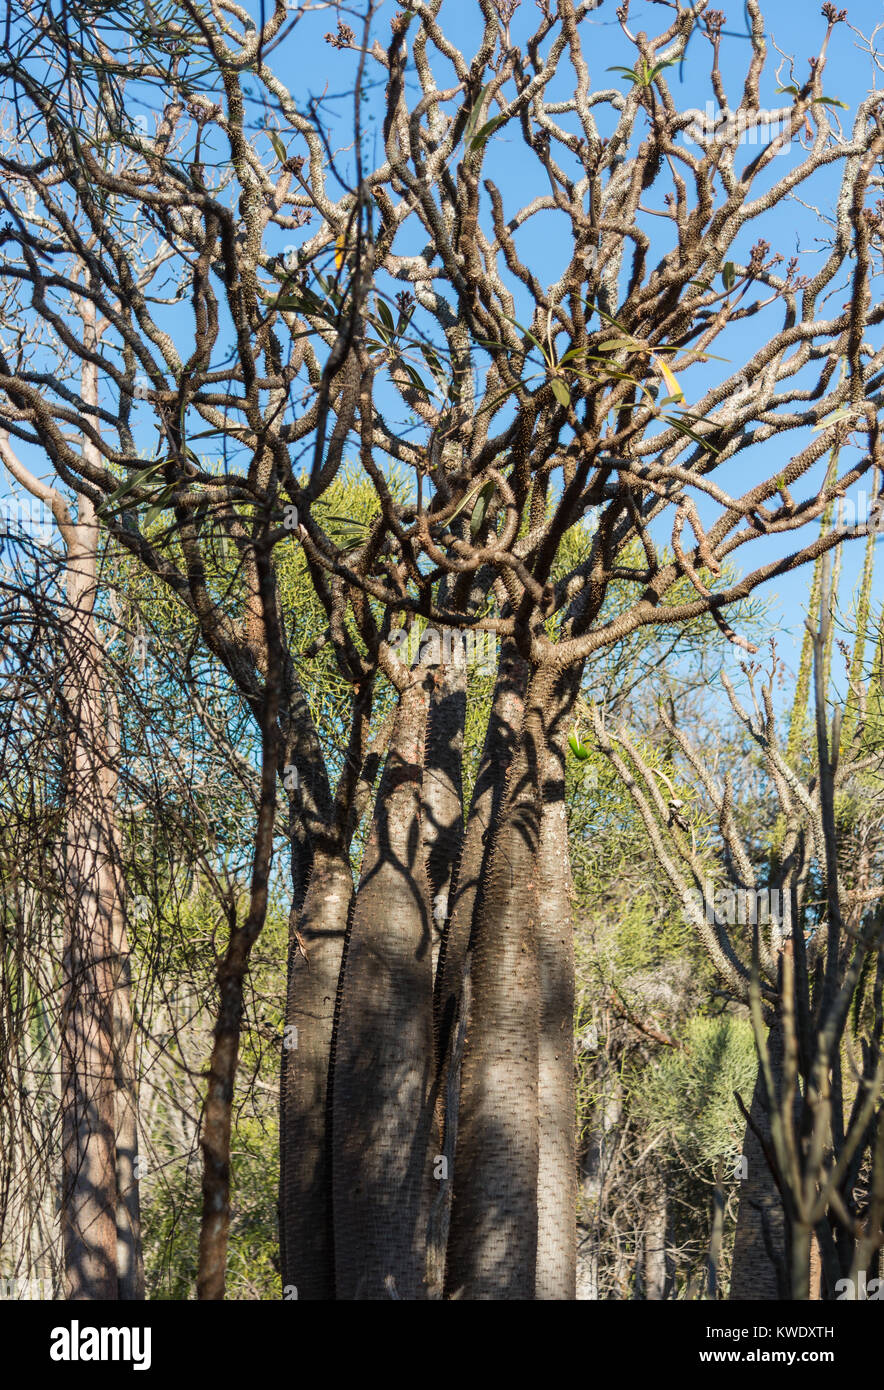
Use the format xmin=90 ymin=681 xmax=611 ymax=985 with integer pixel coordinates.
xmin=535 ymin=721 xmax=577 ymax=1299
xmin=332 ymin=677 xmax=437 ymax=1299
xmin=435 ymin=638 xmax=529 ymax=1041
xmin=59 ymin=511 xmax=119 ymax=1301
xmin=279 ymin=845 xmax=353 ymax=1299
xmin=112 ymin=902 xmax=145 ymax=1300
xmin=730 ymin=1022 xmax=788 ymax=1300
xmin=644 ymin=1174 xmax=669 ymax=1301
xmin=446 ymin=667 xmax=555 ymax=1299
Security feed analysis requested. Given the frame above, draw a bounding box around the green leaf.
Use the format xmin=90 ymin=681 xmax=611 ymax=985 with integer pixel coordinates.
xmin=598 ymin=336 xmax=640 ymax=351
xmin=420 ymin=343 xmax=447 ymax=387
xmin=97 ymin=459 xmax=167 ymax=515
xmin=502 ymin=312 xmax=548 ymax=359
xmin=464 ymin=81 xmax=495 ymax=146
xmin=551 ymin=377 xmax=571 ymax=407
xmin=447 ymin=478 xmax=484 ymax=525
xmin=814 ymin=96 xmax=849 ymax=109
xmin=376 ymin=297 xmax=396 ymax=335
xmin=145 ymin=484 xmax=177 ymax=527
xmin=663 ymin=416 xmax=720 ymax=455
xmin=396 ymin=300 xmax=415 ymax=336
xmin=722 ymin=261 xmax=736 ymax=292
xmin=470 ymin=479 xmax=496 ymax=539
xmin=649 ymin=60 xmax=677 ymax=80
xmin=469 ymin=112 xmax=508 ymax=151
xmin=813 ymin=407 xmax=854 ymax=431
xmin=268 ymin=130 xmax=287 ymax=163
xmin=569 ymin=729 xmax=591 ymax=760
xmin=402 ymin=363 xmax=430 ymax=396
xmin=606 ymin=65 xmax=641 ymax=85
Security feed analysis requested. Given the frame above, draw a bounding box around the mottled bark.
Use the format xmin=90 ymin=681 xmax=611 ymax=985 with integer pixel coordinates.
xmin=59 ymin=516 xmax=119 ymax=1301
xmin=112 ymin=904 xmax=144 ymax=1300
xmin=644 ymin=1176 xmax=669 ymax=1301
xmin=332 ymin=678 xmax=437 ymax=1299
xmin=446 ymin=668 xmax=554 ymax=1299
xmin=535 ymin=730 xmax=576 ymax=1300
xmin=730 ymin=1023 xmax=788 ymax=1300
xmin=279 ymin=846 xmax=353 ymax=1299
xmin=434 ymin=638 xmax=529 ymax=1040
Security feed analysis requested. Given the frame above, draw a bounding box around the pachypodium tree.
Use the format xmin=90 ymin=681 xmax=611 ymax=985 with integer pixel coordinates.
xmin=1 ymin=0 xmax=883 ymax=1298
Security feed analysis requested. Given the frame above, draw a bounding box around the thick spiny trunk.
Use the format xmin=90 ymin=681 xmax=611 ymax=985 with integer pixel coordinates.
xmin=535 ymin=726 xmax=577 ymax=1299
xmin=730 ymin=1022 xmax=788 ymax=1300
xmin=435 ymin=638 xmax=529 ymax=1040
xmin=332 ymin=678 xmax=437 ymax=1299
xmin=279 ymin=846 xmax=353 ymax=1299
xmin=446 ymin=669 xmax=561 ymax=1299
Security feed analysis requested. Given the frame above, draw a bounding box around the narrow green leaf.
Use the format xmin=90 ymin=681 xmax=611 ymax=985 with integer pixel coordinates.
xmin=502 ymin=312 xmax=547 ymax=358
xmin=420 ymin=343 xmax=447 ymax=387
xmin=464 ymin=81 xmax=495 ymax=146
xmin=402 ymin=364 xmax=430 ymax=396
xmin=606 ymin=65 xmax=641 ymax=84
xmin=663 ymin=416 xmax=720 ymax=454
xmin=469 ymin=112 xmax=508 ymax=151
xmin=97 ymin=459 xmax=167 ymax=515
xmin=447 ymin=478 xmax=485 ymax=524
xmin=598 ymin=336 xmax=640 ymax=351
xmin=145 ymin=484 xmax=177 ymax=527
xmin=813 ymin=407 xmax=854 ymax=431
xmin=377 ymin=297 xmax=396 ymax=334
xmin=470 ymin=479 xmax=495 ymax=538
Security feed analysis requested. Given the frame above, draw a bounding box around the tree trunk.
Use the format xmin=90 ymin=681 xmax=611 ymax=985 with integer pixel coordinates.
xmin=112 ymin=902 xmax=145 ymax=1300
xmin=279 ymin=846 xmax=353 ymax=1299
xmin=535 ymin=722 xmax=577 ymax=1299
xmin=644 ymin=1175 xmax=669 ymax=1301
xmin=332 ymin=678 xmax=437 ymax=1299
xmin=446 ymin=667 xmax=556 ymax=1299
xmin=60 ymin=521 xmax=119 ymax=1300
xmin=435 ymin=637 xmax=529 ymax=1042
xmin=730 ymin=1022 xmax=788 ymax=1299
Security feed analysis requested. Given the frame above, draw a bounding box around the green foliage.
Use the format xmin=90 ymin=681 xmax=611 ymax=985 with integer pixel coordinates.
xmin=632 ymin=1015 xmax=757 ymax=1169
xmin=141 ymin=1115 xmax=281 ymax=1301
